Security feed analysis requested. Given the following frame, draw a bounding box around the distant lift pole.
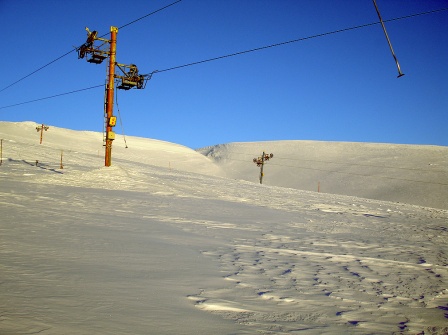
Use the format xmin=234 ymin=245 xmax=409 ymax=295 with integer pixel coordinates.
xmin=253 ymin=151 xmax=274 ymax=184
xmin=77 ymin=26 xmax=150 ymax=167
xmin=36 ymin=124 xmax=49 ymax=144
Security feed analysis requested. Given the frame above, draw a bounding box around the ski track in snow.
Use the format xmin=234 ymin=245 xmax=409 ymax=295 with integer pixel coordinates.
xmin=1 ymin=122 xmax=447 ymax=334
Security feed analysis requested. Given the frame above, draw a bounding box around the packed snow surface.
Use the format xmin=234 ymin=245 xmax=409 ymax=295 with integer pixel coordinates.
xmin=1 ymin=121 xmax=447 ymax=334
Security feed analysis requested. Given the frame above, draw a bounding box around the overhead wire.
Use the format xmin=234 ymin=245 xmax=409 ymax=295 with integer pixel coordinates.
xmin=0 ymin=84 xmax=105 ymax=110
xmin=0 ymin=0 xmax=183 ymax=94
xmin=0 ymin=49 xmax=77 ymax=94
xmin=149 ymin=7 xmax=448 ymax=74
xmin=116 ymin=0 xmax=182 ymax=30
xmin=1 ymin=6 xmax=447 ymax=110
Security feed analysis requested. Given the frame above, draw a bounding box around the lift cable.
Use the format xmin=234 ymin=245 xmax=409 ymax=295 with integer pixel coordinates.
xmin=1 ymin=6 xmax=447 ymax=110
xmin=0 ymin=49 xmax=77 ymax=95
xmin=0 ymin=0 xmax=183 ymax=94
xmin=148 ymin=7 xmax=448 ymax=75
xmin=0 ymin=84 xmax=105 ymax=110
xmin=116 ymin=0 xmax=182 ymax=31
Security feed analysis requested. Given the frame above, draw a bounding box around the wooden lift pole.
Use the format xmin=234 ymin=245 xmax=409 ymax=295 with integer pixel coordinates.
xmin=78 ymin=25 xmax=148 ymax=167
xmin=259 ymin=151 xmax=266 ymax=184
xmin=105 ymin=26 xmax=118 ymax=167
xmin=253 ymin=151 xmax=274 ymax=185
xmin=36 ymin=124 xmax=49 ymax=144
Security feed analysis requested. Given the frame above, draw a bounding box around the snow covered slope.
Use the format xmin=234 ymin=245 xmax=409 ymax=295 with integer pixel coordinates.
xmin=0 ymin=121 xmax=225 ymax=178
xmin=199 ymin=140 xmax=448 ymax=209
xmin=1 ymin=121 xmax=447 ymax=334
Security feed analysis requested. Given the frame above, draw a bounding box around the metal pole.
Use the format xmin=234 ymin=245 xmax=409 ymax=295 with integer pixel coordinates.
xmin=0 ymin=139 xmax=2 ymax=166
xmin=259 ymin=151 xmax=265 ymax=184
xmin=105 ymin=26 xmax=118 ymax=167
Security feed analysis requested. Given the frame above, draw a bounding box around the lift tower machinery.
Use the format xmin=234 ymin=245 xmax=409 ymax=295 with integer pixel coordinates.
xmin=77 ymin=26 xmax=150 ymax=167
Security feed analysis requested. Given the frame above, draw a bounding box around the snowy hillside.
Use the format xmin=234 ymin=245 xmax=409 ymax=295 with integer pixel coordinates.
xmin=199 ymin=141 xmax=448 ymax=210
xmin=1 ymin=121 xmax=447 ymax=334
xmin=0 ymin=121 xmax=224 ymax=179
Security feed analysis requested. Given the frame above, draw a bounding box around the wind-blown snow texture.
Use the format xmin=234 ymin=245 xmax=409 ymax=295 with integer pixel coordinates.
xmin=1 ymin=122 xmax=447 ymax=334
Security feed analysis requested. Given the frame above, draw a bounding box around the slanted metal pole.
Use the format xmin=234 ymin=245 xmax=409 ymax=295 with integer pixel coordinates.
xmin=105 ymin=26 xmax=118 ymax=167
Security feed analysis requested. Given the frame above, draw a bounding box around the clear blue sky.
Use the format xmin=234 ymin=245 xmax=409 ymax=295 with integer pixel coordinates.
xmin=1 ymin=0 xmax=447 ymax=148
